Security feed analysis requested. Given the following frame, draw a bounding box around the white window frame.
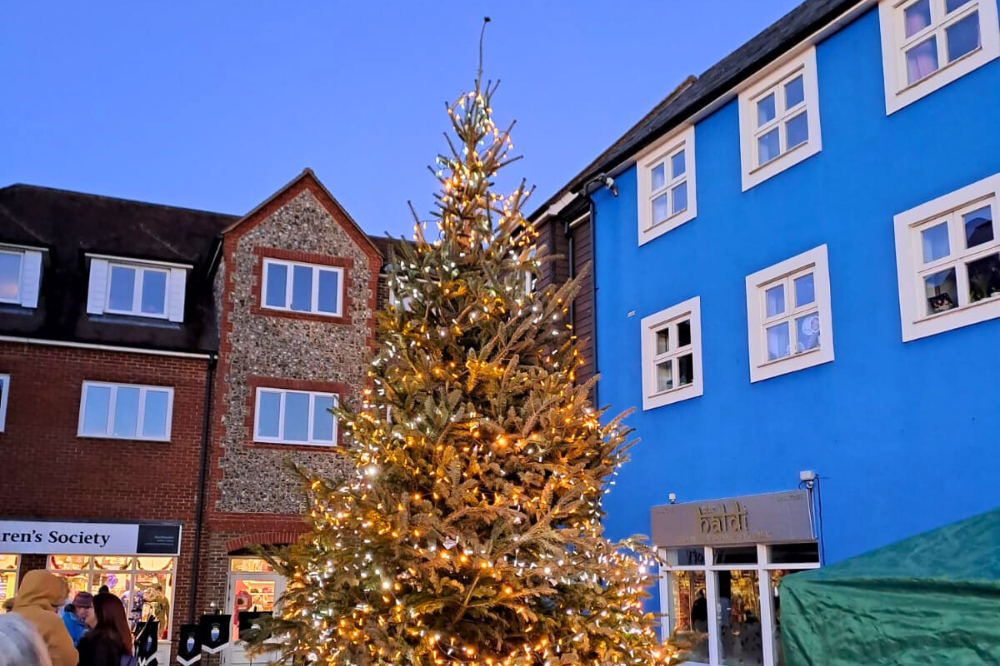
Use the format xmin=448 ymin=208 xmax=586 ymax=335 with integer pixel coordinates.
xmin=105 ymin=262 xmax=171 ymax=318
xmin=738 ymin=47 xmax=822 ymax=192
xmin=641 ymin=296 xmax=703 ymax=410
xmin=0 ymin=374 xmax=9 ymax=432
xmin=636 ymin=125 xmax=697 ymax=245
xmin=879 ymin=0 xmax=1000 ymax=114
xmin=253 ymin=387 xmax=339 ymax=446
xmin=77 ymin=381 xmax=174 ymax=442
xmin=893 ymin=172 xmax=1000 ymax=341
xmin=0 ymin=245 xmax=44 ymax=309
xmin=745 ymin=245 xmax=834 ymax=383
xmin=261 ymin=259 xmax=344 ymax=318
xmin=658 ymin=543 xmax=820 ymax=666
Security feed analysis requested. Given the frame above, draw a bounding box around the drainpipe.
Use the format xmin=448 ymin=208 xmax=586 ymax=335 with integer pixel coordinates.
xmin=563 ymin=216 xmax=576 ymax=330
xmin=187 ymin=354 xmax=217 ymax=622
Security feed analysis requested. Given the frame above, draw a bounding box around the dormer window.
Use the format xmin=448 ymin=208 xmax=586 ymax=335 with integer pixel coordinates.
xmin=0 ymin=245 xmax=44 ymax=308
xmin=86 ymin=256 xmax=187 ymax=322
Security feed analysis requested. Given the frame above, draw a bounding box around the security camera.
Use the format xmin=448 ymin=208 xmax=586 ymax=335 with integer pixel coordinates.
xmin=668 ymin=493 xmax=676 ymax=504
xmin=799 ymin=470 xmax=816 ymax=482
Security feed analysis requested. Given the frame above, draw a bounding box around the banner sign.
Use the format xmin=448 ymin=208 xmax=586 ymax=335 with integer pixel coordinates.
xmin=0 ymin=520 xmax=181 ymax=556
xmin=198 ymin=614 xmax=231 ymax=654
xmin=177 ymin=624 xmax=202 ymax=665
xmin=137 ymin=619 xmax=159 ymax=666
xmin=650 ymin=490 xmax=814 ymax=548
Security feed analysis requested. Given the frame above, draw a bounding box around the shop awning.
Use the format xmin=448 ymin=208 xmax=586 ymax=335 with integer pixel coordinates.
xmin=780 ymin=507 xmax=1000 ymax=666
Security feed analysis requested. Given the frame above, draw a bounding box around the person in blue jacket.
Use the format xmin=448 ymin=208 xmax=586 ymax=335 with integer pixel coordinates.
xmin=60 ymin=592 xmax=94 ymax=647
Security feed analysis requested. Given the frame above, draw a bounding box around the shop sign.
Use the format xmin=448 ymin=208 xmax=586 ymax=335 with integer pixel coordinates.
xmin=650 ymin=490 xmax=813 ymax=548
xmin=0 ymin=520 xmax=181 ymax=556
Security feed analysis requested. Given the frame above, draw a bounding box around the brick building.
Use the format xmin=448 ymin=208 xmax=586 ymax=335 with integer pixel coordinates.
xmin=0 ymin=170 xmax=395 ymax=664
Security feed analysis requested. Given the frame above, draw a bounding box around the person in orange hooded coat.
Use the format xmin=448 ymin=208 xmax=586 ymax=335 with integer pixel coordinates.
xmin=11 ymin=570 xmax=77 ymax=666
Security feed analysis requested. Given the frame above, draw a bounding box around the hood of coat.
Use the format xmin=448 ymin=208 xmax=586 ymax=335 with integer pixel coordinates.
xmin=13 ymin=571 xmax=68 ymax=611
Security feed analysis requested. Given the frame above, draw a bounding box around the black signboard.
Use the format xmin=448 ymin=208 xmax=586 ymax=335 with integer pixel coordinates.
xmin=198 ymin=614 xmax=231 ymax=654
xmin=177 ymin=624 xmax=201 ymax=665
xmin=136 ymin=524 xmax=181 ymax=555
xmin=136 ymin=619 xmax=158 ymax=666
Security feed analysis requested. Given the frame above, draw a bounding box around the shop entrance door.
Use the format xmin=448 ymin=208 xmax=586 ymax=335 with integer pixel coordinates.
xmin=224 ymin=572 xmax=284 ymax=665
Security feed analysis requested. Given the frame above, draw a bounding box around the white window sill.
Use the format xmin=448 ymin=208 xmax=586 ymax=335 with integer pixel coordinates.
xmin=639 ymin=207 xmax=697 ymax=246
xmin=886 ymin=49 xmax=996 ymax=114
xmin=252 ymin=438 xmax=337 ymax=447
xmin=751 ymin=345 xmax=832 ymax=383
xmin=904 ymin=293 xmax=1000 ymax=341
xmin=742 ymin=139 xmax=821 ymax=191
xmin=260 ymin=305 xmax=342 ymax=318
xmin=77 ymin=433 xmax=171 ymax=443
xmin=644 ymin=382 xmax=703 ymax=410
xmin=104 ymin=309 xmax=169 ymax=320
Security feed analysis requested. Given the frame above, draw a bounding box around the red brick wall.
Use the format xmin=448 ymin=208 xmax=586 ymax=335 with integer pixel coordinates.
xmin=193 ymin=517 xmax=307 ymax=617
xmin=0 ymin=339 xmax=210 ymax=653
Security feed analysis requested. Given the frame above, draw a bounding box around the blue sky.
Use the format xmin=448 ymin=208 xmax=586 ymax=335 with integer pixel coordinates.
xmin=1 ymin=1 xmax=800 ymax=238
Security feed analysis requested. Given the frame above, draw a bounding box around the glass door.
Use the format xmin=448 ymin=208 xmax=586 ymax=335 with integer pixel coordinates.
xmin=225 ymin=560 xmax=284 ymax=666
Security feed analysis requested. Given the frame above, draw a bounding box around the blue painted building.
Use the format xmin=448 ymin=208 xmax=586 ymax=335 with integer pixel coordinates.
xmin=532 ymin=0 xmax=1000 ymax=663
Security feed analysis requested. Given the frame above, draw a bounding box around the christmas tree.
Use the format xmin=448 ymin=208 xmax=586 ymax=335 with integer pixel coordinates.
xmin=251 ymin=23 xmax=676 ymax=666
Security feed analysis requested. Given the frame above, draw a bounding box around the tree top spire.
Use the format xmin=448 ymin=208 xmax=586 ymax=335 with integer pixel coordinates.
xmin=478 ymin=17 xmax=491 ymax=84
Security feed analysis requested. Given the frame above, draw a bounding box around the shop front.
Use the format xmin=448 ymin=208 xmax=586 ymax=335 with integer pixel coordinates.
xmin=0 ymin=519 xmax=181 ymax=663
xmin=651 ymin=491 xmax=819 ymax=666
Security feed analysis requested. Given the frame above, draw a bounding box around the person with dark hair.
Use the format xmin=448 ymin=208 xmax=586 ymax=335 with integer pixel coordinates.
xmin=97 ymin=586 xmax=109 ymax=596
xmin=76 ymin=593 xmax=135 ymax=666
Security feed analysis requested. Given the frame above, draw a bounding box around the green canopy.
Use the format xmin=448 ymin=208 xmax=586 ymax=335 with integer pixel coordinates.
xmin=781 ymin=507 xmax=1000 ymax=666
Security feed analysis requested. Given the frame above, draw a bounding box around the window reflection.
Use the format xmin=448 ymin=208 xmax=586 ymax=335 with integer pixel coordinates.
xmin=946 ymin=12 xmax=981 ymax=62
xmin=967 ymin=253 xmax=1000 ymax=303
xmin=924 ymin=267 xmax=958 ymax=314
xmin=767 ymin=323 xmax=790 ymax=361
xmin=906 ymin=37 xmax=939 ymax=84
xmin=0 ymin=252 xmax=22 ymax=302
xmin=718 ymin=570 xmax=763 ymax=666
xmin=669 ymin=571 xmax=709 ymax=664
xmin=964 ymin=206 xmax=993 ymax=248
xmin=785 ymin=113 xmax=809 ymax=150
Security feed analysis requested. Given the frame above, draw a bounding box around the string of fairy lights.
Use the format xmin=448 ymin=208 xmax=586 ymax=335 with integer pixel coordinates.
xmin=250 ymin=70 xmax=679 ymax=666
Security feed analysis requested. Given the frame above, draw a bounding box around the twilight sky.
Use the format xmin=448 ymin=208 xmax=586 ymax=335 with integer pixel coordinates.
xmin=1 ymin=1 xmax=801 ymax=238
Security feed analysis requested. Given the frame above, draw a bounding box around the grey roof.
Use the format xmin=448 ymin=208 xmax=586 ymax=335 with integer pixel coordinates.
xmin=530 ymin=0 xmax=865 ymax=218
xmin=0 ymin=184 xmax=235 ymax=353
xmin=0 ymin=183 xmax=405 ymax=353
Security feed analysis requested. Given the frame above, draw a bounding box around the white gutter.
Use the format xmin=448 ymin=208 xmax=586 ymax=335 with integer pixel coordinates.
xmin=84 ymin=253 xmax=194 ymax=270
xmin=531 ymin=191 xmax=579 ymax=227
xmin=0 ymin=335 xmax=214 ymax=360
